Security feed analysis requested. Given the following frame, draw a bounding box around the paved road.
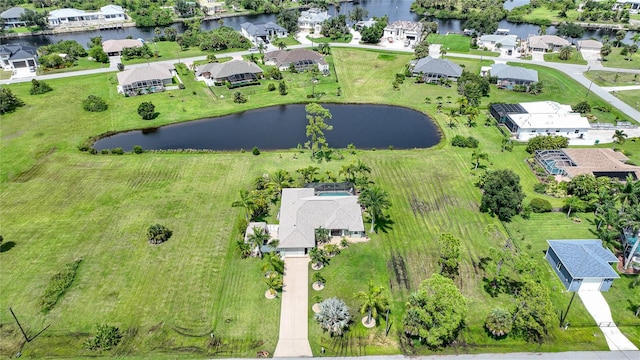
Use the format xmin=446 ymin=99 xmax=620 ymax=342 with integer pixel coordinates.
xmin=253 ymin=351 xmax=640 ymax=360
xmin=273 ymin=256 xmax=313 ymax=357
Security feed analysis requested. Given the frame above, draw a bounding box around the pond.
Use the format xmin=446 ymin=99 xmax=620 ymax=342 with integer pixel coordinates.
xmin=93 ymin=103 xmax=441 ymax=152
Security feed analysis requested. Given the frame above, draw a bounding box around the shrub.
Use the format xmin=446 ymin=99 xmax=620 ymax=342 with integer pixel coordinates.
xmin=451 ymin=135 xmax=479 ymax=148
xmin=138 ymin=102 xmax=156 ymax=120
xmin=268 ymin=83 xmax=276 ymax=91
xmin=529 ymin=198 xmax=552 ymax=213
xmin=526 ymin=135 xmax=569 ymax=153
xmin=279 ymin=81 xmax=288 ymax=95
xmin=485 ymin=308 xmax=512 ymax=338
xmin=82 ymin=95 xmax=108 ymax=112
xmin=572 ymin=101 xmax=591 ymax=114
xmin=533 ymin=182 xmax=547 ymax=194
xmin=0 ymin=88 xmax=24 ymax=114
xmin=178 ymin=83 xmax=185 ymax=90
xmin=84 ymin=324 xmax=122 ymax=351
xmin=133 ymin=145 xmax=144 ymax=154
xmin=252 ymin=146 xmax=261 ymax=155
xmin=41 ymin=260 xmax=81 ymax=313
xmin=147 ymin=224 xmax=172 ymax=244
xmin=233 ymin=91 xmax=247 ymax=103
xmin=30 ymin=79 xmax=53 ymax=95
xmin=111 ymin=148 xmax=124 ymax=155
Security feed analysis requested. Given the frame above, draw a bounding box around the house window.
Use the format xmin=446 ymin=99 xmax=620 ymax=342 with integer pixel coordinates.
xmin=556 ymin=262 xmax=562 ymax=271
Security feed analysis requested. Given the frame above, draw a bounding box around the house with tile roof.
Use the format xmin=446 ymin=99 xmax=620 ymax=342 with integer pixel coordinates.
xmin=545 ymin=240 xmax=619 ymax=292
xmin=489 ymin=63 xmax=538 ymax=88
xmin=410 ymin=56 xmax=462 ymax=83
xmin=116 ymin=63 xmax=175 ymax=96
xmin=195 ymin=60 xmax=263 ymax=86
xmin=383 ymin=20 xmax=423 ymax=47
xmin=298 ymin=8 xmax=330 ymax=33
xmin=241 ymin=21 xmax=288 ymax=45
xmin=527 ymin=35 xmax=570 ymax=52
xmin=477 ymin=34 xmax=518 ymax=56
xmin=577 ymin=39 xmax=603 ymax=51
xmin=264 ymin=49 xmax=329 ymax=73
xmin=102 ymin=39 xmax=144 ymax=56
xmin=0 ymin=44 xmax=38 ymax=70
xmin=48 ymin=5 xmax=125 ymax=27
xmin=1 ymin=7 xmax=27 ymax=28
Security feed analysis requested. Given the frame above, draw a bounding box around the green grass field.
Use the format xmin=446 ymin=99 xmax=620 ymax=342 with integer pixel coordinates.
xmin=613 ymin=89 xmax=640 ymax=110
xmin=602 ymin=46 xmax=640 ymax=70
xmin=584 ymin=70 xmax=640 ymax=86
xmin=37 ymin=57 xmax=110 ymax=75
xmin=1 ymin=47 xmax=638 ymax=358
xmin=543 ymin=51 xmax=588 ymax=65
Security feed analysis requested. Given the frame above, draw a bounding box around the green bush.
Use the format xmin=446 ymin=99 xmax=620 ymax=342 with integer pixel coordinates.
xmin=252 ymin=146 xmax=261 ymax=155
xmin=82 ymin=95 xmax=108 ymax=112
xmin=147 ymin=224 xmax=172 ymax=244
xmin=533 ymin=182 xmax=547 ymax=194
xmin=111 ymin=148 xmax=124 ymax=155
xmin=268 ymin=83 xmax=276 ymax=91
xmin=133 ymin=145 xmax=144 ymax=154
xmin=529 ymin=198 xmax=552 ymax=213
xmin=84 ymin=324 xmax=122 ymax=351
xmin=30 ymin=79 xmax=53 ymax=95
xmin=451 ymin=135 xmax=479 ymax=148
xmin=41 ymin=260 xmax=81 ymax=313
xmin=138 ymin=101 xmax=156 ymax=120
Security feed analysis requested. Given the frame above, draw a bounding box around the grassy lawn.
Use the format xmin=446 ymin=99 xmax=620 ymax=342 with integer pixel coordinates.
xmin=516 ymin=7 xmax=582 ymax=24
xmin=307 ymin=34 xmax=352 ymax=44
xmin=0 ymin=70 xmax=11 ymax=80
xmin=543 ymin=52 xmax=588 ymax=65
xmin=602 ymin=46 xmax=640 ymax=69
xmin=428 ymin=34 xmax=499 ymax=57
xmin=613 ymin=89 xmax=640 ymax=110
xmin=1 ymin=47 xmax=638 ymax=358
xmin=278 ymin=36 xmax=300 ymax=46
xmin=584 ymin=70 xmax=640 ymax=86
xmin=37 ymin=57 xmax=110 ymax=75
xmin=122 ymin=41 xmax=214 ymax=65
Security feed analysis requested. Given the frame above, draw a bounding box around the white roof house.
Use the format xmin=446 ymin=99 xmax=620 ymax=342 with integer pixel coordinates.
xmin=48 ymin=5 xmax=125 ymax=26
xmin=489 ymin=63 xmax=538 ymax=87
xmin=383 ymin=20 xmax=423 ymax=47
xmin=298 ymin=8 xmax=330 ymax=33
xmin=477 ymin=34 xmax=518 ymax=55
xmin=117 ymin=63 xmax=175 ymax=96
xmin=102 ymin=39 xmax=144 ymax=55
xmin=276 ymin=188 xmax=364 ymax=257
xmin=613 ymin=0 xmax=640 ymax=13
xmin=490 ymin=101 xmax=591 ymax=141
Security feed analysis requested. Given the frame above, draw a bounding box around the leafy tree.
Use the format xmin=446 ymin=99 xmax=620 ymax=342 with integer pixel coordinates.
xmin=360 ymin=186 xmax=391 ymax=233
xmin=165 ymin=26 xmax=178 ymax=41
xmin=19 ymin=9 xmax=48 ymax=28
xmin=175 ymin=0 xmax=198 ymax=17
xmin=451 ymin=135 xmax=479 ymax=148
xmin=413 ymin=38 xmax=430 ymax=59
xmin=40 ymin=40 xmax=87 ymax=60
xmin=600 ymin=43 xmax=612 ymax=61
xmin=30 ymin=79 xmax=52 ymax=95
xmin=628 ymin=44 xmax=638 ymax=61
xmin=557 ymin=22 xmax=584 ymax=38
xmin=87 ymin=36 xmax=103 ymax=48
xmin=525 ymin=135 xmax=569 ymax=153
xmin=612 ymin=130 xmax=628 ymax=144
xmin=512 ymin=280 xmax=557 ymax=342
xmin=84 ymin=324 xmax=122 ymax=351
xmin=360 ymin=17 xmax=388 ymax=44
xmin=403 ymin=274 xmax=467 ymax=347
xmin=88 ymin=46 xmax=109 ymax=63
xmin=471 ymin=149 xmax=489 ymax=170
xmin=558 ymin=45 xmax=574 ymax=61
xmin=438 ymin=233 xmax=461 ymax=277
xmin=232 ymin=189 xmax=256 ymax=222
xmin=315 ymin=298 xmax=351 ymax=336
xmin=279 ymin=80 xmax=288 ymax=95
xmin=485 ymin=308 xmax=512 ymax=338
xmin=354 ymin=281 xmax=388 ymax=325
xmin=615 ymin=29 xmax=627 ymax=47
xmin=349 ymin=5 xmax=369 ymax=22
xmin=137 ymin=101 xmax=156 ymax=120
xmin=304 ymin=103 xmax=333 ymax=158
xmin=147 ymin=224 xmax=172 ymax=244
xmin=82 ymin=95 xmax=108 ymax=112
xmin=479 ymin=169 xmax=524 ymax=222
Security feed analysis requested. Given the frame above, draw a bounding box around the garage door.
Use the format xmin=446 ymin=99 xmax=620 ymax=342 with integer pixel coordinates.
xmin=580 ymin=278 xmax=602 ymax=291
xmin=284 ymin=248 xmax=306 ymax=257
xmin=12 ymin=60 xmax=27 ymax=68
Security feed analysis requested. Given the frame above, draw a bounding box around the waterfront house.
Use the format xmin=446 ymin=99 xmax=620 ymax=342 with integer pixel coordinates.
xmin=240 ymin=21 xmax=288 ymax=45
xmin=489 ymin=63 xmax=538 ymax=88
xmin=117 ymin=63 xmax=175 ymax=96
xmin=410 ymin=56 xmax=462 ymax=83
xmin=264 ymin=49 xmax=329 ymax=73
xmin=102 ymin=39 xmax=144 ymax=56
xmin=195 ymin=60 xmax=263 ymax=86
xmin=1 ymin=7 xmax=27 ymax=28
xmin=298 ymin=8 xmax=330 ymax=33
xmin=577 ymin=39 xmax=603 ymax=51
xmin=527 ymin=35 xmax=570 ymax=52
xmin=48 ymin=5 xmax=126 ymax=27
xmin=0 ymin=44 xmax=38 ymax=71
xmin=477 ymin=34 xmax=518 ymax=56
xmin=383 ymin=20 xmax=423 ymax=47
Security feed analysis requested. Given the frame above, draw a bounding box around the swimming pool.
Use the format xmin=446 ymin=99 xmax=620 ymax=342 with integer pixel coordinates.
xmin=317 ymin=192 xmax=352 ymax=196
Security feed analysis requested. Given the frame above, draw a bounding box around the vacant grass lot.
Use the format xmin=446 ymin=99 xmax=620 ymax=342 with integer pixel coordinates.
xmin=428 ymin=34 xmax=499 ymax=57
xmin=37 ymin=57 xmax=110 ymax=75
xmin=1 ymin=47 xmax=638 ymax=358
xmin=543 ymin=51 xmax=587 ymax=65
xmin=602 ymin=46 xmax=640 ymax=70
xmin=584 ymin=70 xmax=640 ymax=86
xmin=613 ymin=89 xmax=640 ymax=110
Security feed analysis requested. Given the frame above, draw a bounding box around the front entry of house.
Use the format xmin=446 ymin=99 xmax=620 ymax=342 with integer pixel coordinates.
xmin=580 ymin=278 xmax=602 ymax=291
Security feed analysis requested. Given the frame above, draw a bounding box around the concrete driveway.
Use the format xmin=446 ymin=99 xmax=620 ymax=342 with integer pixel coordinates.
xmin=273 ymin=256 xmax=313 ymax=357
xmin=581 ymin=49 xmax=602 ymax=68
xmin=578 ymin=291 xmax=638 ymax=351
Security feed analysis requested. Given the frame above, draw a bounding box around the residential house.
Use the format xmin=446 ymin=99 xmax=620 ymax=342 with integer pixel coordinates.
xmin=102 ymin=39 xmax=144 ymax=56
xmin=275 ymin=188 xmax=365 ymax=257
xmin=240 ymin=21 xmax=288 ymax=45
xmin=355 ymin=18 xmax=376 ymax=30
xmin=490 ymin=101 xmax=590 ymax=141
xmin=535 ymin=148 xmax=640 ymax=180
xmin=1 ymin=7 xmax=27 ymax=28
xmin=489 ymin=63 xmax=538 ymax=88
xmin=545 ymin=240 xmax=619 ymax=292
xmin=383 ymin=20 xmax=423 ymax=47
xmin=477 ymin=34 xmax=518 ymax=56
xmin=198 ymin=0 xmax=225 ymax=14
xmin=264 ymin=49 xmax=329 ymax=73
xmin=298 ymin=8 xmax=330 ymax=33
xmin=117 ymin=63 xmax=175 ymax=96
xmin=410 ymin=56 xmax=462 ymax=83
xmin=0 ymin=44 xmax=38 ymax=71
xmin=195 ymin=60 xmax=263 ymax=86
xmin=527 ymin=35 xmax=570 ymax=52
xmin=613 ymin=0 xmax=640 ymax=14
xmin=577 ymin=39 xmax=603 ymax=51
xmin=48 ymin=5 xmax=126 ymax=27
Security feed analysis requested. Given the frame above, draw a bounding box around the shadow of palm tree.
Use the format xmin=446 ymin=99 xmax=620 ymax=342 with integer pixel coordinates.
xmin=373 ymin=215 xmax=394 ymax=234
xmin=0 ymin=241 xmax=15 ymax=253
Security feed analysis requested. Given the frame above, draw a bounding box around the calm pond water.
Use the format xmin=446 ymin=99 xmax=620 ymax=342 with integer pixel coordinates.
xmin=93 ymin=104 xmax=441 ymax=151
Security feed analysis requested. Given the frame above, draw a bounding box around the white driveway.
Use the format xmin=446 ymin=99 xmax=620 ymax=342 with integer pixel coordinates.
xmin=578 ymin=291 xmax=638 ymax=351
xmin=273 ymin=256 xmax=313 ymax=357
xmin=581 ymin=49 xmax=602 ymax=68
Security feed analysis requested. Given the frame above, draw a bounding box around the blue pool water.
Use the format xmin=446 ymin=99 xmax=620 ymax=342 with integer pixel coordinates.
xmin=318 ymin=192 xmax=352 ymax=197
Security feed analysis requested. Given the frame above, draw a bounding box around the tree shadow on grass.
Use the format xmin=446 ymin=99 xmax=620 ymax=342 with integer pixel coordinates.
xmin=373 ymin=215 xmax=394 ymax=234
xmin=0 ymin=241 xmax=16 ymax=253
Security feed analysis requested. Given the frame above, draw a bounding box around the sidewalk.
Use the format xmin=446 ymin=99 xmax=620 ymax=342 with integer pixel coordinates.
xmin=578 ymin=291 xmax=638 ymax=351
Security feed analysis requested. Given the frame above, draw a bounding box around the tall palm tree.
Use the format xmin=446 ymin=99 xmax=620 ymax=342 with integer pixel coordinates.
xmin=315 ymin=227 xmax=331 ymax=244
xmin=471 ymin=150 xmax=489 ymax=170
xmin=354 ymin=281 xmax=389 ymax=325
xmin=501 ymin=134 xmax=512 ymax=152
xmin=310 ymin=247 xmax=330 ymax=268
xmin=558 ymin=45 xmax=574 ymax=61
xmin=232 ymin=189 xmax=256 ymax=222
xmin=247 ymin=226 xmax=270 ymax=258
xmin=262 ymin=252 xmax=284 ymax=275
xmin=360 ymin=186 xmax=391 ymax=233
xmin=612 ymin=129 xmax=627 ymax=144
xmin=270 ymin=169 xmax=293 ymax=197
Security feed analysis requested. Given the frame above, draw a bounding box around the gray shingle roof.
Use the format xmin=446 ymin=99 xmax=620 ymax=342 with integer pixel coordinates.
xmin=102 ymin=39 xmax=144 ymax=53
xmin=412 ymin=56 xmax=462 ymax=78
xmin=264 ymin=49 xmax=323 ymax=66
xmin=547 ymin=240 xmax=619 ymax=279
xmin=1 ymin=7 xmax=26 ymax=19
xmin=241 ymin=21 xmax=287 ymax=37
xmin=490 ymin=63 xmax=538 ymax=82
xmin=479 ymin=34 xmax=518 ymax=47
xmin=278 ymin=188 xmax=364 ymax=249
xmin=117 ymin=63 xmax=174 ymax=86
xmin=298 ymin=8 xmax=330 ymax=24
xmin=195 ymin=60 xmax=262 ymax=78
xmin=0 ymin=44 xmax=37 ymax=60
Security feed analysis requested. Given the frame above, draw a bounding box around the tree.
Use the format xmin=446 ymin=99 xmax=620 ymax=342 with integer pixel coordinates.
xmin=315 ymin=227 xmax=331 ymax=244
xmin=600 ymin=43 xmax=612 ymax=61
xmin=612 ymin=130 xmax=628 ymax=144
xmin=456 ymin=96 xmax=468 ymax=114
xmin=360 ymin=17 xmax=388 ymax=44
xmin=307 ymin=64 xmax=321 ymax=97
xmin=471 ymin=149 xmax=489 ymax=170
xmin=479 ymin=169 xmax=524 ymax=222
xmin=0 ymin=88 xmax=24 ymax=115
xmin=438 ymin=233 xmax=461 ymax=277
xmin=147 ymin=224 xmax=172 ymax=244
xmin=88 ymin=46 xmax=109 ymax=63
xmin=354 ymin=281 xmax=388 ymax=325
xmin=315 ymin=298 xmax=351 ymax=336
xmin=557 ymin=22 xmax=584 ymax=38
xmin=19 ymin=9 xmax=48 ymax=28
xmin=165 ymin=26 xmax=178 ymax=41
xmin=264 ymin=272 xmax=283 ymax=296
xmin=360 ymin=186 xmax=391 ymax=233
xmin=525 ymin=135 xmax=569 ymax=153
xmin=247 ymin=226 xmax=270 ymax=258
xmin=277 ymin=8 xmax=300 ymax=34
xmin=628 ymin=44 xmax=638 ymax=61
xmin=232 ymin=189 xmax=256 ymax=222
xmin=279 ymin=80 xmax=288 ymax=95
xmin=84 ymin=324 xmax=122 ymax=351
xmin=137 ymin=101 xmax=156 ymax=120
xmin=349 ymin=5 xmax=369 ymax=22
xmin=236 ymin=240 xmax=252 ymax=258
xmin=82 ymin=95 xmax=108 ymax=112
xmin=402 ymin=274 xmax=467 ymax=347
xmin=233 ymin=91 xmax=247 ymax=103
xmin=310 ymin=247 xmax=330 ymax=268
xmin=572 ymin=100 xmax=591 ymax=114
xmin=512 ymin=280 xmax=557 ymax=342
xmin=558 ymin=45 xmax=574 ymax=61
xmin=30 ymin=79 xmax=52 ymax=95
xmin=616 ymin=29 xmax=627 ymax=47
xmin=270 ymin=169 xmax=293 ymax=196
xmin=305 ymin=103 xmax=333 ymax=158
xmin=485 ymin=308 xmax=512 ymax=338
xmin=563 ymin=196 xmax=586 ymax=217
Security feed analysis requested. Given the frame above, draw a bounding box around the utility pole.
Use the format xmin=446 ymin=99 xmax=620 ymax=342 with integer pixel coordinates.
xmin=585 ymin=66 xmax=594 ymax=98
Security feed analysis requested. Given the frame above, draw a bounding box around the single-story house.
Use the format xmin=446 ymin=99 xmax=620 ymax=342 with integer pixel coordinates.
xmin=298 ymin=8 xmax=330 ymax=33
xmin=264 ymin=49 xmax=329 ymax=73
xmin=488 ymin=63 xmax=538 ymax=88
xmin=0 ymin=44 xmax=38 ymax=70
xmin=545 ymin=240 xmax=619 ymax=292
xmin=240 ymin=21 xmax=288 ymax=45
xmin=102 ymin=39 xmax=144 ymax=56
xmin=48 ymin=5 xmax=126 ymax=27
xmin=477 ymin=34 xmax=518 ymax=56
xmin=195 ymin=60 xmax=263 ymax=86
xmin=535 ymin=148 xmax=640 ymax=180
xmin=490 ymin=101 xmax=591 ymax=141
xmin=274 ymin=188 xmax=365 ymax=257
xmin=117 ymin=63 xmax=175 ymax=96
xmin=577 ymin=39 xmax=603 ymax=51
xmin=613 ymin=0 xmax=640 ymax=14
xmin=383 ymin=20 xmax=423 ymax=47
xmin=1 ymin=7 xmax=27 ymax=28
xmin=527 ymin=35 xmax=570 ymax=52
xmin=410 ymin=56 xmax=463 ymax=83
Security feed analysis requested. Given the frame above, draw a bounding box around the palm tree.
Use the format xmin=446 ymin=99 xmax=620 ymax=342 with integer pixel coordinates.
xmin=270 ymin=169 xmax=293 ymax=197
xmin=485 ymin=308 xmax=512 ymax=338
xmin=360 ymin=186 xmax=391 ymax=233
xmin=315 ymin=227 xmax=331 ymax=244
xmin=232 ymin=189 xmax=256 ymax=222
xmin=632 ymin=33 xmax=640 ymax=46
xmin=257 ymin=42 xmax=266 ymax=57
xmin=558 ymin=45 xmax=574 ymax=61
xmin=312 ymin=271 xmax=326 ymax=287
xmin=456 ymin=97 xmax=468 ymax=114
xmin=236 ymin=240 xmax=251 ymax=258
xmin=471 ymin=150 xmax=489 ymax=170
xmin=247 ymin=226 xmax=270 ymax=258
xmin=612 ymin=130 xmax=627 ymax=144
xmin=310 ymin=247 xmax=330 ymax=269
xmin=563 ymin=196 xmax=583 ymax=218
xmin=275 ymin=39 xmax=287 ymax=50
xmin=501 ymin=135 xmax=512 ymax=152
xmin=354 ymin=281 xmax=389 ymax=325
xmin=262 ymin=252 xmax=284 ymax=275
xmin=264 ymin=272 xmax=283 ymax=297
